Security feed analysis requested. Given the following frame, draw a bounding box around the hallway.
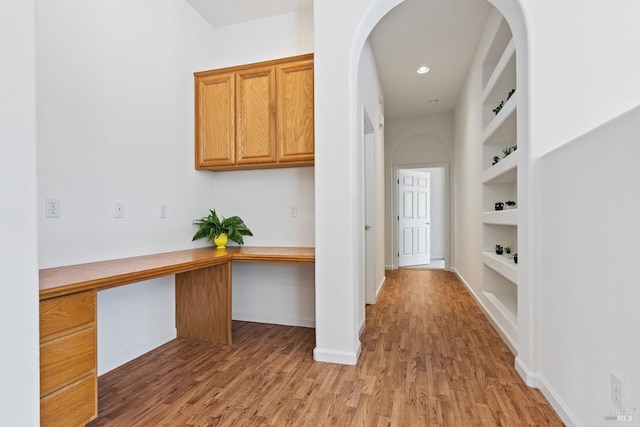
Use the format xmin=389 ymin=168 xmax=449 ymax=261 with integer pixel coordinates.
xmin=88 ymin=269 xmax=562 ymax=426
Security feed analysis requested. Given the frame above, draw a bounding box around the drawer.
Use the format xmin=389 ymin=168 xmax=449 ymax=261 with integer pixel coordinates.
xmin=40 ymin=290 xmax=96 ymax=341
xmin=40 ymin=327 xmax=96 ymax=397
xmin=41 ymin=374 xmax=97 ymax=427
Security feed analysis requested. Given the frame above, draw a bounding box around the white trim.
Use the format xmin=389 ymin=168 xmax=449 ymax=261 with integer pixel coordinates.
xmin=375 ymin=275 xmax=386 ymax=301
xmin=233 ymin=312 xmax=315 ymax=328
xmin=514 ymin=356 xmax=536 ymax=386
xmin=98 ymin=329 xmax=176 ymax=375
xmin=313 ymin=341 xmax=361 ymax=365
xmin=520 ymin=367 xmax=582 ymax=427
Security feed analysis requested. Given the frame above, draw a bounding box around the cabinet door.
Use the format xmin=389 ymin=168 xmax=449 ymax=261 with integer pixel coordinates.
xmin=40 ymin=290 xmax=97 ymax=426
xmin=195 ymin=72 xmax=235 ymax=168
xmin=235 ymin=66 xmax=276 ymax=165
xmin=276 ymin=59 xmax=314 ymax=164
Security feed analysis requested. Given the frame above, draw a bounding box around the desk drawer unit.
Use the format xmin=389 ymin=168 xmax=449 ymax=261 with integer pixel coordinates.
xmin=40 ymin=290 xmax=97 ymax=426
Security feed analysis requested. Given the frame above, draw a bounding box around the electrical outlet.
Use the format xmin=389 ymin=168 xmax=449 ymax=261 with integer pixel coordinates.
xmin=46 ymin=198 xmax=60 ymax=218
xmin=114 ymin=201 xmax=125 ymax=218
xmin=160 ymin=204 xmax=167 ymax=218
xmin=289 ymin=206 xmax=297 ymax=218
xmin=612 ymin=373 xmax=624 ymax=409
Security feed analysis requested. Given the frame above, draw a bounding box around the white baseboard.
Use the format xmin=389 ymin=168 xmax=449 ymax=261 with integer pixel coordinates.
xmin=385 ymin=264 xmax=396 ymax=270
xmin=233 ymin=311 xmax=315 ymax=328
xmin=521 ymin=367 xmax=581 ymax=427
xmin=313 ymin=342 xmax=361 ymax=365
xmin=514 ymin=356 xmax=537 ymax=387
xmin=376 ymin=275 xmax=386 ymax=300
xmin=98 ymin=329 xmax=176 ymax=376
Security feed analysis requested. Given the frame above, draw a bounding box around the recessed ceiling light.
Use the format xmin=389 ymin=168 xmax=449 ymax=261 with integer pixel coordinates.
xmin=416 ymin=65 xmax=430 ymax=74
xmin=429 ymin=99 xmax=439 ymax=104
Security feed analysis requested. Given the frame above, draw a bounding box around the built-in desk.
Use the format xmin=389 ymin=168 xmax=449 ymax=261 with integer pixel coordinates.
xmin=38 ymin=246 xmax=314 ymax=427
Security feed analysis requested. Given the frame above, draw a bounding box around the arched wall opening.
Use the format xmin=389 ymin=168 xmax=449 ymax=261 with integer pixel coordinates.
xmin=313 ymin=0 xmax=533 ymax=379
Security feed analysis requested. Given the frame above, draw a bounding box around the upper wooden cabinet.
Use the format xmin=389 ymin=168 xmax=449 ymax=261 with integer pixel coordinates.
xmin=195 ymin=54 xmax=314 ymax=171
xmin=195 ymin=72 xmax=236 ymax=168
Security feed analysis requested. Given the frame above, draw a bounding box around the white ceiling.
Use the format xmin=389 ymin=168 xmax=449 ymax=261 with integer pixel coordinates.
xmin=369 ymin=0 xmax=491 ymax=118
xmin=186 ymin=0 xmax=491 ymax=119
xmin=186 ymin=0 xmax=312 ymax=28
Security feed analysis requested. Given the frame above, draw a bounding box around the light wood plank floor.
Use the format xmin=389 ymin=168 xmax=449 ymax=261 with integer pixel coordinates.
xmin=87 ymin=269 xmax=563 ymax=426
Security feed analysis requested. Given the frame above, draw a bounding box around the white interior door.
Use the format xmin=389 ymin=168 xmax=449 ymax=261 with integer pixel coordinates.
xmin=398 ymin=169 xmax=431 ymax=267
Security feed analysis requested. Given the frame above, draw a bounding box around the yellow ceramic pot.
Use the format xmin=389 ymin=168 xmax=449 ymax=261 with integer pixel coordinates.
xmin=213 ymin=233 xmax=228 ymax=249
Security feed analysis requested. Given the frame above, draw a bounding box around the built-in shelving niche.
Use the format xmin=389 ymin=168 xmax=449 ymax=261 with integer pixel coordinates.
xmin=480 ymin=14 xmax=518 ymax=354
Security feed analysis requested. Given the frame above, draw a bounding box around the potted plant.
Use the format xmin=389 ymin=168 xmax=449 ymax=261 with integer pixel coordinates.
xmin=492 ymin=100 xmax=504 ymax=115
xmin=495 ymin=244 xmax=503 ymax=255
xmin=513 ymin=253 xmax=518 ymax=264
xmin=192 ymin=209 xmax=253 ymax=249
xmin=504 ymin=246 xmax=513 ymax=259
xmin=502 ymin=146 xmax=513 ymax=157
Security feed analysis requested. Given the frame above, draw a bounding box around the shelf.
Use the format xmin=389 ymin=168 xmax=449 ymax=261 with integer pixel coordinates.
xmin=482 ymin=92 xmax=516 ymax=144
xmin=482 ymin=252 xmax=518 ymax=284
xmin=482 ymin=150 xmax=517 ymax=184
xmin=481 ymin=17 xmax=513 ymax=88
xmin=483 ymin=291 xmax=517 ymax=346
xmin=482 ymin=209 xmax=518 ymax=225
xmin=482 ymin=38 xmax=516 ymax=104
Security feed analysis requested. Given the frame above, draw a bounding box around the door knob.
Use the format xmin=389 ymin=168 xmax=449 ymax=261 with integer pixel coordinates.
xmin=365 ymin=225 xmax=372 ymax=230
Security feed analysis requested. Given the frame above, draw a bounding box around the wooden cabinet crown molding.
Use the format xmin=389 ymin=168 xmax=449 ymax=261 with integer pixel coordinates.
xmin=194 ymin=53 xmax=314 ymax=171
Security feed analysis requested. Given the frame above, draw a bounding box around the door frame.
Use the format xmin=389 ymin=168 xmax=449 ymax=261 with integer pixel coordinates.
xmin=362 ymin=108 xmax=376 ymax=306
xmin=392 ymin=162 xmax=451 ymax=270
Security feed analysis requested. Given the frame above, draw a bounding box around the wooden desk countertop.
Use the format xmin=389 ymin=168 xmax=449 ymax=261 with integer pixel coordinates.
xmin=39 ymin=246 xmax=315 ymax=300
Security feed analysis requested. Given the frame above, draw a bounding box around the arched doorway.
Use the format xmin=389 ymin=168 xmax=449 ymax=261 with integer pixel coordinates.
xmin=313 ymin=0 xmax=532 ymax=378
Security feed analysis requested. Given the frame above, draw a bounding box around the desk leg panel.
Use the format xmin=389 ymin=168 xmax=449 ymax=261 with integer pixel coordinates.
xmin=175 ymin=262 xmax=232 ymax=344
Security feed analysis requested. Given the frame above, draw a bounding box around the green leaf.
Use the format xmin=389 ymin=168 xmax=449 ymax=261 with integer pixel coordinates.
xmin=192 ymin=209 xmax=252 ymax=245
xmin=192 ymin=228 xmax=208 ymax=241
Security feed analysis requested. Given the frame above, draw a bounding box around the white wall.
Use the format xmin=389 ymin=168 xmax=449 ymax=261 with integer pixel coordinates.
xmin=37 ymin=0 xmax=218 ymax=374
xmin=0 ymin=0 xmax=40 ymax=424
xmin=519 ymin=1 xmax=640 ymax=157
xmin=384 ymin=114 xmax=453 ymax=268
xmin=539 ymin=106 xmax=640 ymax=426
xmin=37 ymin=0 xmax=314 ymax=374
xmin=313 ymin=0 xmax=404 ymax=365
xmin=206 ymin=167 xmax=316 ymax=327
